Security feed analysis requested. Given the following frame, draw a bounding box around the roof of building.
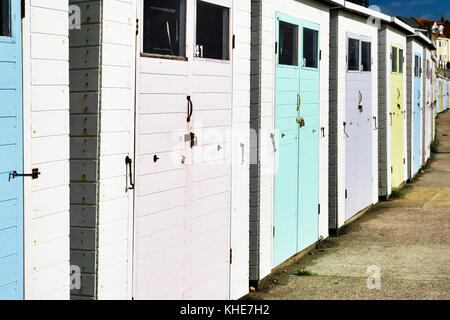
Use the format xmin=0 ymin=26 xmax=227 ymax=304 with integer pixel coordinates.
xmin=414 ymin=17 xmax=450 ymax=39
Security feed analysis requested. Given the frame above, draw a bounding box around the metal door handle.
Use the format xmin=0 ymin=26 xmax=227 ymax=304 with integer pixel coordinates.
xmin=240 ymin=143 xmax=245 ymax=165
xmin=343 ymin=122 xmax=349 ymax=138
xmin=187 ymin=96 xmax=194 ymax=123
xmin=270 ymin=133 xmax=277 ymax=152
xmin=297 ymin=94 xmax=301 ymax=111
xmin=125 ymin=156 xmax=135 ymax=191
xmin=373 ymin=117 xmax=378 ymax=130
xmin=9 ymin=169 xmax=40 ymax=181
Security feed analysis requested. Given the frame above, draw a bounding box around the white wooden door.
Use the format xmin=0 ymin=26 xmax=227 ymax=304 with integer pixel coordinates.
xmin=134 ymin=0 xmax=232 ymax=300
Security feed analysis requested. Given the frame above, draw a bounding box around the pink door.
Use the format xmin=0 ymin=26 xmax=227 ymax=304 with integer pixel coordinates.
xmin=134 ymin=0 xmax=232 ymax=300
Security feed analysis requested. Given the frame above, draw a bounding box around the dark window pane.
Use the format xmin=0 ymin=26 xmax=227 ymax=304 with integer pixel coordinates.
xmin=303 ymin=28 xmax=318 ymax=68
xmin=0 ymin=0 xmax=11 ymax=37
xmin=143 ymin=0 xmax=186 ymax=57
xmin=399 ymin=49 xmax=404 ymax=73
xmin=361 ymin=41 xmax=371 ymax=71
xmin=392 ymin=47 xmax=397 ymax=73
xmin=414 ymin=56 xmax=419 ymax=77
xmin=279 ymin=21 xmax=298 ymax=66
xmin=348 ymin=38 xmax=359 ymax=71
xmin=196 ymin=1 xmax=229 ymax=60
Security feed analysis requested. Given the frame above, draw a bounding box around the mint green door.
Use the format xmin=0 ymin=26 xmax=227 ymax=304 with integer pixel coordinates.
xmin=274 ymin=13 xmax=320 ymax=267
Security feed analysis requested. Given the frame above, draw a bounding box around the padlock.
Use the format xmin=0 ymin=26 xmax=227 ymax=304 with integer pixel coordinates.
xmin=297 ymin=117 xmax=305 ymax=127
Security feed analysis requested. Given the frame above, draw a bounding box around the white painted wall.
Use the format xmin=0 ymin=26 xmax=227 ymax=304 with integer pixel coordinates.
xmin=230 ymin=0 xmax=251 ymax=300
xmin=23 ymin=0 xmax=70 ymax=300
xmin=258 ymin=0 xmax=330 ymax=280
xmin=96 ymin=0 xmax=136 ymax=300
xmin=335 ymin=10 xmax=379 ymax=228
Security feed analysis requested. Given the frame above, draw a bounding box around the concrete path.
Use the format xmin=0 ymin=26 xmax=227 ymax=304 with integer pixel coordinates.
xmin=247 ymin=110 xmax=450 ymax=300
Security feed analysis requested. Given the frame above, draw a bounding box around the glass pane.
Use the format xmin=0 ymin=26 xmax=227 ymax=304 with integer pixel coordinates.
xmin=196 ymin=1 xmax=229 ymax=60
xmin=414 ymin=56 xmax=419 ymax=77
xmin=348 ymin=38 xmax=360 ymax=71
xmin=303 ymin=28 xmax=318 ymax=68
xmin=143 ymin=0 xmax=186 ymax=57
xmin=399 ymin=49 xmax=404 ymax=73
xmin=361 ymin=41 xmax=371 ymax=71
xmin=0 ymin=0 xmax=11 ymax=37
xmin=392 ymin=47 xmax=397 ymax=73
xmin=279 ymin=21 xmax=298 ymax=66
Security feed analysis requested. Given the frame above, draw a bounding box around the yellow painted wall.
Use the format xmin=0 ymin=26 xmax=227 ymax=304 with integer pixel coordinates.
xmin=390 ymin=45 xmax=405 ymax=189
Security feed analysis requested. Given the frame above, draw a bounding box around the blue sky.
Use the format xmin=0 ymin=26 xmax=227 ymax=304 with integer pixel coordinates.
xmin=370 ymin=0 xmax=450 ymax=21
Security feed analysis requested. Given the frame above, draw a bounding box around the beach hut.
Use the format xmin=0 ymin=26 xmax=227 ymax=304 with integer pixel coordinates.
xmin=1 ymin=1 xmax=70 ymax=299
xmin=328 ymin=2 xmax=388 ymax=232
xmin=69 ymin=0 xmax=251 ymax=300
xmin=133 ymin=0 xmax=251 ymax=300
xmin=377 ymin=18 xmax=414 ymax=198
xmin=405 ymin=32 xmax=431 ymax=179
xmin=422 ymin=44 xmax=435 ymax=164
xmin=249 ymin=0 xmax=341 ymax=285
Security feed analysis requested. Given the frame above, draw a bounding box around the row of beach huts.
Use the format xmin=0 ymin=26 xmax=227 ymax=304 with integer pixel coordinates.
xmin=0 ymin=0 xmax=449 ymax=300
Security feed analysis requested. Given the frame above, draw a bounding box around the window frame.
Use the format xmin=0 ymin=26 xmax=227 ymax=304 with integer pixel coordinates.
xmin=193 ymin=0 xmax=231 ymax=63
xmin=139 ymin=0 xmax=188 ymax=61
xmin=301 ymin=26 xmax=319 ymax=70
xmin=346 ymin=33 xmax=372 ymax=74
xmin=277 ymin=20 xmax=299 ymax=67
xmin=0 ymin=0 xmax=14 ymax=43
xmin=391 ymin=46 xmax=398 ymax=74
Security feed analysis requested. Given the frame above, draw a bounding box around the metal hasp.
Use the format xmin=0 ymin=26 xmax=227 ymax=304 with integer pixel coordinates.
xmin=10 ymin=169 xmax=41 ymax=181
xmin=125 ymin=156 xmax=134 ymax=191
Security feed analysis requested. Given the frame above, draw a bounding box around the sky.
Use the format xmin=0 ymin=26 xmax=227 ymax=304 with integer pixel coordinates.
xmin=369 ymin=0 xmax=450 ymax=21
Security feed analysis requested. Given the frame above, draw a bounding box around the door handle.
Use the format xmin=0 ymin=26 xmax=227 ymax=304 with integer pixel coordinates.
xmin=297 ymin=94 xmax=301 ymax=111
xmin=358 ymin=91 xmax=363 ymax=112
xmin=125 ymin=156 xmax=135 ymax=191
xmin=270 ymin=133 xmax=277 ymax=152
xmin=240 ymin=143 xmax=245 ymax=165
xmin=9 ymin=169 xmax=40 ymax=181
xmin=343 ymin=122 xmax=349 ymax=138
xmin=187 ymin=96 xmax=194 ymax=123
xmin=373 ymin=117 xmax=378 ymax=130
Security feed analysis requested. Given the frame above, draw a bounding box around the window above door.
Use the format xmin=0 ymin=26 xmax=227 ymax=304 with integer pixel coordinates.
xmin=0 ymin=0 xmax=11 ymax=37
xmin=142 ymin=0 xmax=186 ymax=58
xmin=195 ymin=1 xmax=230 ymax=60
xmin=279 ymin=21 xmax=298 ymax=66
xmin=303 ymin=28 xmax=318 ymax=69
xmin=348 ymin=37 xmax=371 ymax=72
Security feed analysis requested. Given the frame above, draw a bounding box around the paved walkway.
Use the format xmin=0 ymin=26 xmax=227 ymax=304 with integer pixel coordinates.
xmin=248 ymin=110 xmax=450 ymax=300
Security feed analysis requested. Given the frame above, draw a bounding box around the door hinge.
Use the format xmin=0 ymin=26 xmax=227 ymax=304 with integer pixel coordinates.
xmin=232 ymin=35 xmax=236 ymax=49
xmin=230 ymin=249 xmax=233 ymax=264
xmin=318 ymin=204 xmax=321 ymax=215
xmin=403 ymin=158 xmax=406 ymax=164
xmin=273 ymin=226 xmax=275 ymax=238
xmin=136 ymin=19 xmax=139 ymax=35
xmin=275 ymin=42 xmax=278 ymax=54
xmin=345 ymin=189 xmax=348 ymax=199
xmin=391 ymin=166 xmax=393 ymax=173
xmin=319 ymin=50 xmax=322 ymax=61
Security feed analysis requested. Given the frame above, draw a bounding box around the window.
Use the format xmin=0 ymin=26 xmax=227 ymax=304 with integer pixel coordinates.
xmin=0 ymin=0 xmax=10 ymax=37
xmin=279 ymin=21 xmax=298 ymax=66
xmin=303 ymin=28 xmax=318 ymax=68
xmin=348 ymin=38 xmax=360 ymax=71
xmin=392 ymin=47 xmax=397 ymax=72
xmin=196 ymin=1 xmax=229 ymax=60
xmin=142 ymin=0 xmax=186 ymax=57
xmin=361 ymin=41 xmax=371 ymax=71
xmin=399 ymin=49 xmax=404 ymax=73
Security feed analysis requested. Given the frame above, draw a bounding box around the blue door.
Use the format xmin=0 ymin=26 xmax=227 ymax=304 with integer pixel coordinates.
xmin=274 ymin=13 xmax=319 ymax=267
xmin=0 ymin=0 xmax=24 ymax=300
xmin=413 ymin=53 xmax=422 ymax=175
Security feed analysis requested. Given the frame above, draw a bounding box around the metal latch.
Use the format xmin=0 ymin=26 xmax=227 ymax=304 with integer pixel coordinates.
xmin=10 ymin=169 xmax=41 ymax=181
xmin=185 ymin=133 xmax=198 ymax=148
